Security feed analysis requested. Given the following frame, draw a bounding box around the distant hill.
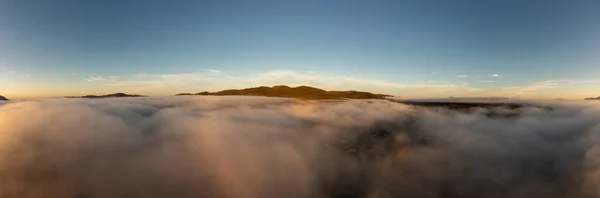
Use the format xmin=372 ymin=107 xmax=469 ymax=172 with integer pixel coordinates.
xmin=448 ymin=97 xmax=511 ymax=100
xmin=66 ymin=93 xmax=146 ymax=99
xmin=0 ymin=95 xmax=8 ymax=101
xmin=177 ymin=85 xmax=391 ymax=100
xmin=585 ymin=96 xmax=600 ymax=100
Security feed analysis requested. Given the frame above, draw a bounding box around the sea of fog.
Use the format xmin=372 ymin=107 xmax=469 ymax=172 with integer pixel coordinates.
xmin=1 ymin=96 xmax=600 ymax=198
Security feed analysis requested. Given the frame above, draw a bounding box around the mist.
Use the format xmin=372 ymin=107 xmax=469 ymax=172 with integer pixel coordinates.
xmin=1 ymin=96 xmax=600 ymax=198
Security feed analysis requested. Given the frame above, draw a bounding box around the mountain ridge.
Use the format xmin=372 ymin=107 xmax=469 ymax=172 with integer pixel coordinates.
xmin=585 ymin=96 xmax=600 ymax=100
xmin=179 ymin=85 xmax=391 ymax=100
xmin=0 ymin=95 xmax=8 ymax=101
xmin=66 ymin=93 xmax=146 ymax=99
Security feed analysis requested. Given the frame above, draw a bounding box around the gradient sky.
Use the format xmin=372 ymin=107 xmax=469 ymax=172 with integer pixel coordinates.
xmin=1 ymin=0 xmax=599 ymax=99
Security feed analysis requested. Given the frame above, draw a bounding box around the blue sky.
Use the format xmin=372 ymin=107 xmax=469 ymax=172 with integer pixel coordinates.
xmin=1 ymin=0 xmax=599 ymax=99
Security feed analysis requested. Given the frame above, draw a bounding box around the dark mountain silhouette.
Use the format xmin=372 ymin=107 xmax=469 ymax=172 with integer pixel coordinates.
xmin=328 ymin=90 xmax=391 ymax=99
xmin=585 ymin=96 xmax=600 ymax=100
xmin=66 ymin=93 xmax=145 ymax=99
xmin=177 ymin=85 xmax=391 ymax=100
xmin=0 ymin=95 xmax=8 ymax=101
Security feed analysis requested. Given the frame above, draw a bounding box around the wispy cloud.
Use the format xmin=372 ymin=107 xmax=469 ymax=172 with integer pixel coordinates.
xmin=247 ymin=70 xmax=460 ymax=95
xmin=495 ymin=79 xmax=599 ymax=96
xmin=84 ymin=70 xmax=467 ymax=97
xmin=490 ymin=74 xmax=499 ymax=77
xmin=1 ymin=70 xmax=31 ymax=79
xmin=495 ymin=80 xmax=561 ymax=96
xmin=87 ymin=76 xmax=106 ymax=82
xmin=456 ymin=75 xmax=468 ymax=78
xmin=80 ymin=70 xmax=599 ymax=99
xmin=87 ymin=76 xmax=118 ymax=82
xmin=208 ymin=69 xmax=221 ymax=74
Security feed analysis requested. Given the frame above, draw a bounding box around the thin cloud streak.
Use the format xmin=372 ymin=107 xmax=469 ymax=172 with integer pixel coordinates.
xmin=79 ymin=70 xmax=600 ymax=99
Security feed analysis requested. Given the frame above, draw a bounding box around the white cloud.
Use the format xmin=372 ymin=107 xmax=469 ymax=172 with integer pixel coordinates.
xmin=1 ymin=70 xmax=30 ymax=79
xmin=496 ymin=79 xmax=598 ymax=96
xmin=491 ymin=74 xmax=499 ymax=77
xmin=87 ymin=76 xmax=107 ymax=82
xmin=78 ymin=70 xmax=599 ymax=99
xmin=245 ymin=70 xmax=466 ymax=97
xmin=2 ymin=97 xmax=600 ymax=197
xmin=456 ymin=75 xmax=469 ymax=78
xmin=0 ymin=70 xmax=32 ymax=91
xmin=208 ymin=69 xmax=222 ymax=74
xmin=85 ymin=70 xmax=466 ymax=98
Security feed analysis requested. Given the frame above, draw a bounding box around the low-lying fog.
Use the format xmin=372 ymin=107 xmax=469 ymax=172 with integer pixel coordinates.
xmin=1 ymin=96 xmax=600 ymax=198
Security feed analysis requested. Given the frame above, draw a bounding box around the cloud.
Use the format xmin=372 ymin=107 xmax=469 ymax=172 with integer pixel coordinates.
xmin=246 ymin=70 xmax=469 ymax=98
xmin=87 ymin=76 xmax=107 ymax=82
xmin=496 ymin=79 xmax=600 ymax=96
xmin=478 ymin=80 xmax=495 ymax=83
xmin=208 ymin=69 xmax=222 ymax=74
xmin=1 ymin=97 xmax=600 ymax=198
xmin=77 ymin=70 xmax=598 ymax=99
xmin=491 ymin=74 xmax=499 ymax=77
xmin=84 ymin=70 xmax=465 ymax=98
xmin=456 ymin=74 xmax=469 ymax=78
xmin=502 ymin=80 xmax=562 ymax=92
xmin=0 ymin=70 xmax=33 ymax=94
xmin=0 ymin=70 xmax=30 ymax=79
xmin=86 ymin=76 xmax=119 ymax=82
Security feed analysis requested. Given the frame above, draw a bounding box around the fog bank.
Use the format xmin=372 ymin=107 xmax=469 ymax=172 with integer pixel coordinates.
xmin=1 ymin=96 xmax=600 ymax=198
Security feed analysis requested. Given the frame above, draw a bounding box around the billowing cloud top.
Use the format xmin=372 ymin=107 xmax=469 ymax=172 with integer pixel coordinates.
xmin=1 ymin=96 xmax=600 ymax=198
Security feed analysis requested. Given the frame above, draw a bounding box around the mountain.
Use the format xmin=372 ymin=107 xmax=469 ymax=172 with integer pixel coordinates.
xmin=0 ymin=95 xmax=8 ymax=101
xmin=66 ymin=93 xmax=145 ymax=99
xmin=585 ymin=96 xmax=600 ymax=100
xmin=178 ymin=85 xmax=391 ymax=100
xmin=328 ymin=90 xmax=392 ymax=99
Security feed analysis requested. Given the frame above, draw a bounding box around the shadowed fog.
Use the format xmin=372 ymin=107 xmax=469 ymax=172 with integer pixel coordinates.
xmin=1 ymin=96 xmax=600 ymax=198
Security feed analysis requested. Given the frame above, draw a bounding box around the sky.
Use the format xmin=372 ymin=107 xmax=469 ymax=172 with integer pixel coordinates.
xmin=1 ymin=0 xmax=599 ymax=99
